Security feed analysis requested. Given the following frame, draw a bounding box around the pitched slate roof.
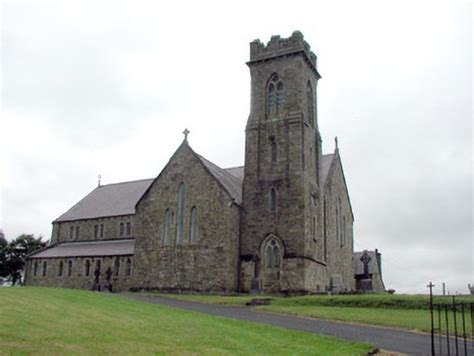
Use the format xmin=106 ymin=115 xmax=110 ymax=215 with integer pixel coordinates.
xmin=353 ymin=250 xmax=380 ymax=275
xmin=54 ymin=179 xmax=154 ymax=222
xmin=54 ymin=148 xmax=331 ymax=223
xmin=196 ymin=155 xmax=243 ymax=204
xmin=321 ymin=153 xmax=335 ymax=184
xmin=225 ymin=166 xmax=244 ymax=181
xmin=29 ymin=239 xmax=134 ymax=259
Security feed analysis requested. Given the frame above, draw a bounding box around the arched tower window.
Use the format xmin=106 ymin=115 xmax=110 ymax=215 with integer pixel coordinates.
xmin=307 ymin=81 xmax=314 ymax=127
xmin=58 ymin=261 xmax=63 ymax=276
xmin=270 ymin=188 xmax=277 ymax=212
xmin=267 ymin=83 xmax=275 ymax=114
xmin=266 ymin=74 xmax=284 ymax=117
xmin=176 ymin=183 xmax=185 ymax=244
xmin=189 ymin=206 xmax=198 ymax=243
xmin=265 ymin=239 xmax=281 ymax=268
xmin=276 ymin=82 xmax=284 ymax=113
xmin=162 ymin=209 xmax=171 ymax=245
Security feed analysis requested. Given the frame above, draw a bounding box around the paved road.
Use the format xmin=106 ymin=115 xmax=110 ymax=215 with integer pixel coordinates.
xmin=120 ymin=293 xmax=473 ymax=356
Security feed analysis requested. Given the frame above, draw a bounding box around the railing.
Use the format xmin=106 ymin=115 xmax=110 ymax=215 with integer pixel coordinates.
xmin=428 ymin=282 xmax=473 ymax=355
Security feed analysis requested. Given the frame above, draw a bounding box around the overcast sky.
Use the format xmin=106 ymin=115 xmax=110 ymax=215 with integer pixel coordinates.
xmin=1 ymin=0 xmax=472 ymax=294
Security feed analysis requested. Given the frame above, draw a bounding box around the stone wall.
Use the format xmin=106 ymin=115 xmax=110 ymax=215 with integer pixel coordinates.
xmin=25 ymin=255 xmax=134 ymax=292
xmin=324 ymin=154 xmax=355 ymax=292
xmin=240 ymin=31 xmax=327 ymax=293
xmin=132 ymin=143 xmax=241 ymax=292
xmin=240 ymin=257 xmax=328 ymax=293
xmin=52 ymin=215 xmax=135 ymax=244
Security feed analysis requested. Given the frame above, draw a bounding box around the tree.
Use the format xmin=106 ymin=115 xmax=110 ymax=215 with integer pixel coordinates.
xmin=0 ymin=234 xmax=47 ymax=285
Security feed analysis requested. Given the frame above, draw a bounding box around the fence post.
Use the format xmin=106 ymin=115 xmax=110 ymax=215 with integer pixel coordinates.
xmin=445 ymin=304 xmax=451 ymax=356
xmin=438 ymin=304 xmax=442 ymax=354
xmin=453 ymin=296 xmax=458 ymax=355
xmin=428 ymin=282 xmax=435 ymax=356
xmin=461 ymin=303 xmax=467 ymax=356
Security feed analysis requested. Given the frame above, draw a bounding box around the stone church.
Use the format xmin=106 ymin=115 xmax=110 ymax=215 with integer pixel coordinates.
xmin=25 ymin=32 xmax=385 ymax=294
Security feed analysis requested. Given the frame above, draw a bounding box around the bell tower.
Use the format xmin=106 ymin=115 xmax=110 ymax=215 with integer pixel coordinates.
xmin=240 ymin=31 xmax=327 ymax=293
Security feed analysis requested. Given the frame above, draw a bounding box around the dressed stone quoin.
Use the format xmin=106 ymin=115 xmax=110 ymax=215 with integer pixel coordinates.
xmin=25 ymin=32 xmax=385 ymax=294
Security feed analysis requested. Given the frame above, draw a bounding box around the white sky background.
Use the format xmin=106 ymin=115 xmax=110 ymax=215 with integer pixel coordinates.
xmin=1 ymin=0 xmax=472 ymax=294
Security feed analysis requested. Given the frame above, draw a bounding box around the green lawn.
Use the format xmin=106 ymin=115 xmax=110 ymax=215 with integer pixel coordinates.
xmin=0 ymin=288 xmax=372 ymax=355
xmin=153 ymin=293 xmax=474 ymax=336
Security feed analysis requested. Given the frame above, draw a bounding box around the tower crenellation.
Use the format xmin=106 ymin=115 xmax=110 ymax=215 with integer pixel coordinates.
xmin=249 ymin=31 xmax=320 ymax=78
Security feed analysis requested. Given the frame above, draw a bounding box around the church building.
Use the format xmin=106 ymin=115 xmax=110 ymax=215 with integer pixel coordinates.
xmin=25 ymin=31 xmax=385 ymax=294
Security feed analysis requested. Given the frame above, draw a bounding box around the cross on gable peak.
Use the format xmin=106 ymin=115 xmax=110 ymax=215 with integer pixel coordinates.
xmin=183 ymin=128 xmax=190 ymax=142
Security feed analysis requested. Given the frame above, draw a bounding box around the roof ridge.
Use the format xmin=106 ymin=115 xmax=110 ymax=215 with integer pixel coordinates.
xmin=98 ymin=178 xmax=155 ymax=187
xmin=195 ymin=154 xmax=243 ymax=204
xmin=198 ymin=155 xmax=242 ymax=182
xmin=60 ymin=238 xmax=134 ymax=246
xmin=224 ymin=165 xmax=244 ymax=170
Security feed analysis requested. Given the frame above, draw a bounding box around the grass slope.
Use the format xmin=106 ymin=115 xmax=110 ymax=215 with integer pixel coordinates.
xmin=153 ymin=293 xmax=474 ymax=335
xmin=0 ymin=288 xmax=372 ymax=355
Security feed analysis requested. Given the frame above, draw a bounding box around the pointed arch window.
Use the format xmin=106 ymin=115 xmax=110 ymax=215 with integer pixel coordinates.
xmin=42 ymin=261 xmax=47 ymax=277
xmin=126 ymin=258 xmax=132 ymax=277
xmin=114 ymin=257 xmax=120 ymax=276
xmin=276 ymin=82 xmax=284 ymax=112
xmin=338 ymin=198 xmax=344 ymax=247
xmin=162 ymin=209 xmax=171 ymax=245
xmin=342 ymin=216 xmax=346 ymax=247
xmin=265 ymin=239 xmax=281 ymax=268
xmin=266 ymin=74 xmax=284 ymax=117
xmin=267 ymin=83 xmax=275 ymax=115
xmin=58 ymin=261 xmax=64 ymax=276
xmin=34 ymin=261 xmax=38 ymax=276
xmin=176 ymin=183 xmax=185 ymax=244
xmin=270 ymin=188 xmax=277 ymax=212
xmin=85 ymin=260 xmax=91 ymax=276
xmin=68 ymin=260 xmax=73 ymax=277
xmin=307 ymin=81 xmax=314 ymax=127
xmin=189 ymin=206 xmax=198 ymax=243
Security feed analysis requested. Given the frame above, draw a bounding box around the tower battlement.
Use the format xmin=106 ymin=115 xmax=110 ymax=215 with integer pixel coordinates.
xmin=249 ymin=31 xmax=318 ymax=73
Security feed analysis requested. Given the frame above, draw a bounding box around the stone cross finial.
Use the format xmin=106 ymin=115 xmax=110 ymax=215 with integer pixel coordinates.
xmin=183 ymin=128 xmax=190 ymax=142
xmin=98 ymin=174 xmax=102 ymax=187
xmin=335 ymin=136 xmax=339 ymax=150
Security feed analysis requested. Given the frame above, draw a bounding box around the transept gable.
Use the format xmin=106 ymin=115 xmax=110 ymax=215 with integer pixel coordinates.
xmin=135 ymin=140 xmax=243 ymax=210
xmin=323 ymin=148 xmax=354 ymax=221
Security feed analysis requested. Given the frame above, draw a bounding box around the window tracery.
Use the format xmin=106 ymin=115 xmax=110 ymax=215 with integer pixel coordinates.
xmin=266 ymin=74 xmax=284 ymax=117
